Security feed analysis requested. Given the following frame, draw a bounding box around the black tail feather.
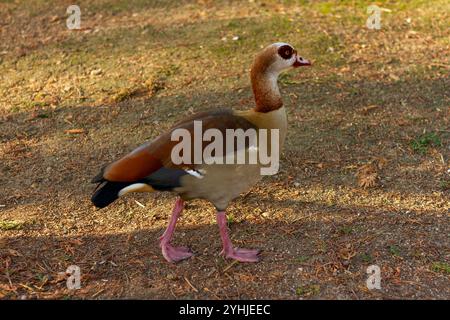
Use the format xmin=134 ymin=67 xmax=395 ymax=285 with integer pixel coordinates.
xmin=91 ymin=181 xmax=130 ymax=208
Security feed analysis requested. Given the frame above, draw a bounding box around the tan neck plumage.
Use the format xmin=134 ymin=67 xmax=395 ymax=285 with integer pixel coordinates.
xmin=251 ymin=64 xmax=283 ymax=113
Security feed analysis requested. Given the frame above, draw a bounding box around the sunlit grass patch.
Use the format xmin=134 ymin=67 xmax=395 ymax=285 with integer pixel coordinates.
xmin=431 ymin=262 xmax=450 ymax=275
xmin=0 ymin=220 xmax=25 ymax=231
xmin=296 ymin=284 xmax=320 ymax=297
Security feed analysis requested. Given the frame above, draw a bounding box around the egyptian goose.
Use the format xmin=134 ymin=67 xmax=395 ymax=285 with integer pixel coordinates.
xmin=91 ymin=42 xmax=311 ymax=263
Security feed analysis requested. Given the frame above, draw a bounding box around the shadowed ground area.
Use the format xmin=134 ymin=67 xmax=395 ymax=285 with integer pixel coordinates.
xmin=0 ymin=0 xmax=449 ymax=299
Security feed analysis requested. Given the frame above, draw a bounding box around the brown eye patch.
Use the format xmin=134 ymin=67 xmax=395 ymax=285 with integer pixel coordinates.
xmin=278 ymin=45 xmax=293 ymax=59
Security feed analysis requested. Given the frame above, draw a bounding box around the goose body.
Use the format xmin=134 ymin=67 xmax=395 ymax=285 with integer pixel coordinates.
xmin=91 ymin=43 xmax=310 ymax=263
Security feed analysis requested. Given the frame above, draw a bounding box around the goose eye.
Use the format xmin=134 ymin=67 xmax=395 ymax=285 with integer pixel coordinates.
xmin=278 ymin=45 xmax=293 ymax=59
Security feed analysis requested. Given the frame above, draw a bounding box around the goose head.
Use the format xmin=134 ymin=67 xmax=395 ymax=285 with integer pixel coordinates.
xmin=251 ymin=42 xmax=311 ymax=112
xmin=252 ymin=42 xmax=311 ymax=77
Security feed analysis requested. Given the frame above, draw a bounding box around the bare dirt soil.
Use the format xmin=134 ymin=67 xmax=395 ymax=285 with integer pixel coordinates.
xmin=0 ymin=0 xmax=449 ymax=299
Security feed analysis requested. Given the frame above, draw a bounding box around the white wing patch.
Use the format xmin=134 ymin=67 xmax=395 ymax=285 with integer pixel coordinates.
xmin=118 ymin=183 xmax=148 ymax=196
xmin=186 ymin=169 xmax=204 ymax=179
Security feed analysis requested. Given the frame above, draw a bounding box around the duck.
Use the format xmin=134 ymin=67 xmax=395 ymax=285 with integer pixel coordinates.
xmin=91 ymin=42 xmax=311 ymax=263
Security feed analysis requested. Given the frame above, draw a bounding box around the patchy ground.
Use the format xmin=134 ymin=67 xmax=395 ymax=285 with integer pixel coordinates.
xmin=0 ymin=0 xmax=449 ymax=299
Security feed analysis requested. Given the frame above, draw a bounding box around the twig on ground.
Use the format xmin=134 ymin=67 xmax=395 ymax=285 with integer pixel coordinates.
xmin=184 ymin=277 xmax=198 ymax=293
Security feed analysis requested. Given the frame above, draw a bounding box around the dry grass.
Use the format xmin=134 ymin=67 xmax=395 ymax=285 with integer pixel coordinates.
xmin=0 ymin=0 xmax=449 ymax=299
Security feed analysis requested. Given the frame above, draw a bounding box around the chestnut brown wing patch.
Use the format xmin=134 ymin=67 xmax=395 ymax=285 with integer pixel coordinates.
xmin=94 ymin=109 xmax=257 ymax=183
xmin=103 ymin=145 xmax=163 ymax=182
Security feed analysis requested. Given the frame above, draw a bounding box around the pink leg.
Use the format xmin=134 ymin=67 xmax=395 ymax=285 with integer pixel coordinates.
xmin=216 ymin=211 xmax=260 ymax=262
xmin=159 ymin=198 xmax=193 ymax=263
